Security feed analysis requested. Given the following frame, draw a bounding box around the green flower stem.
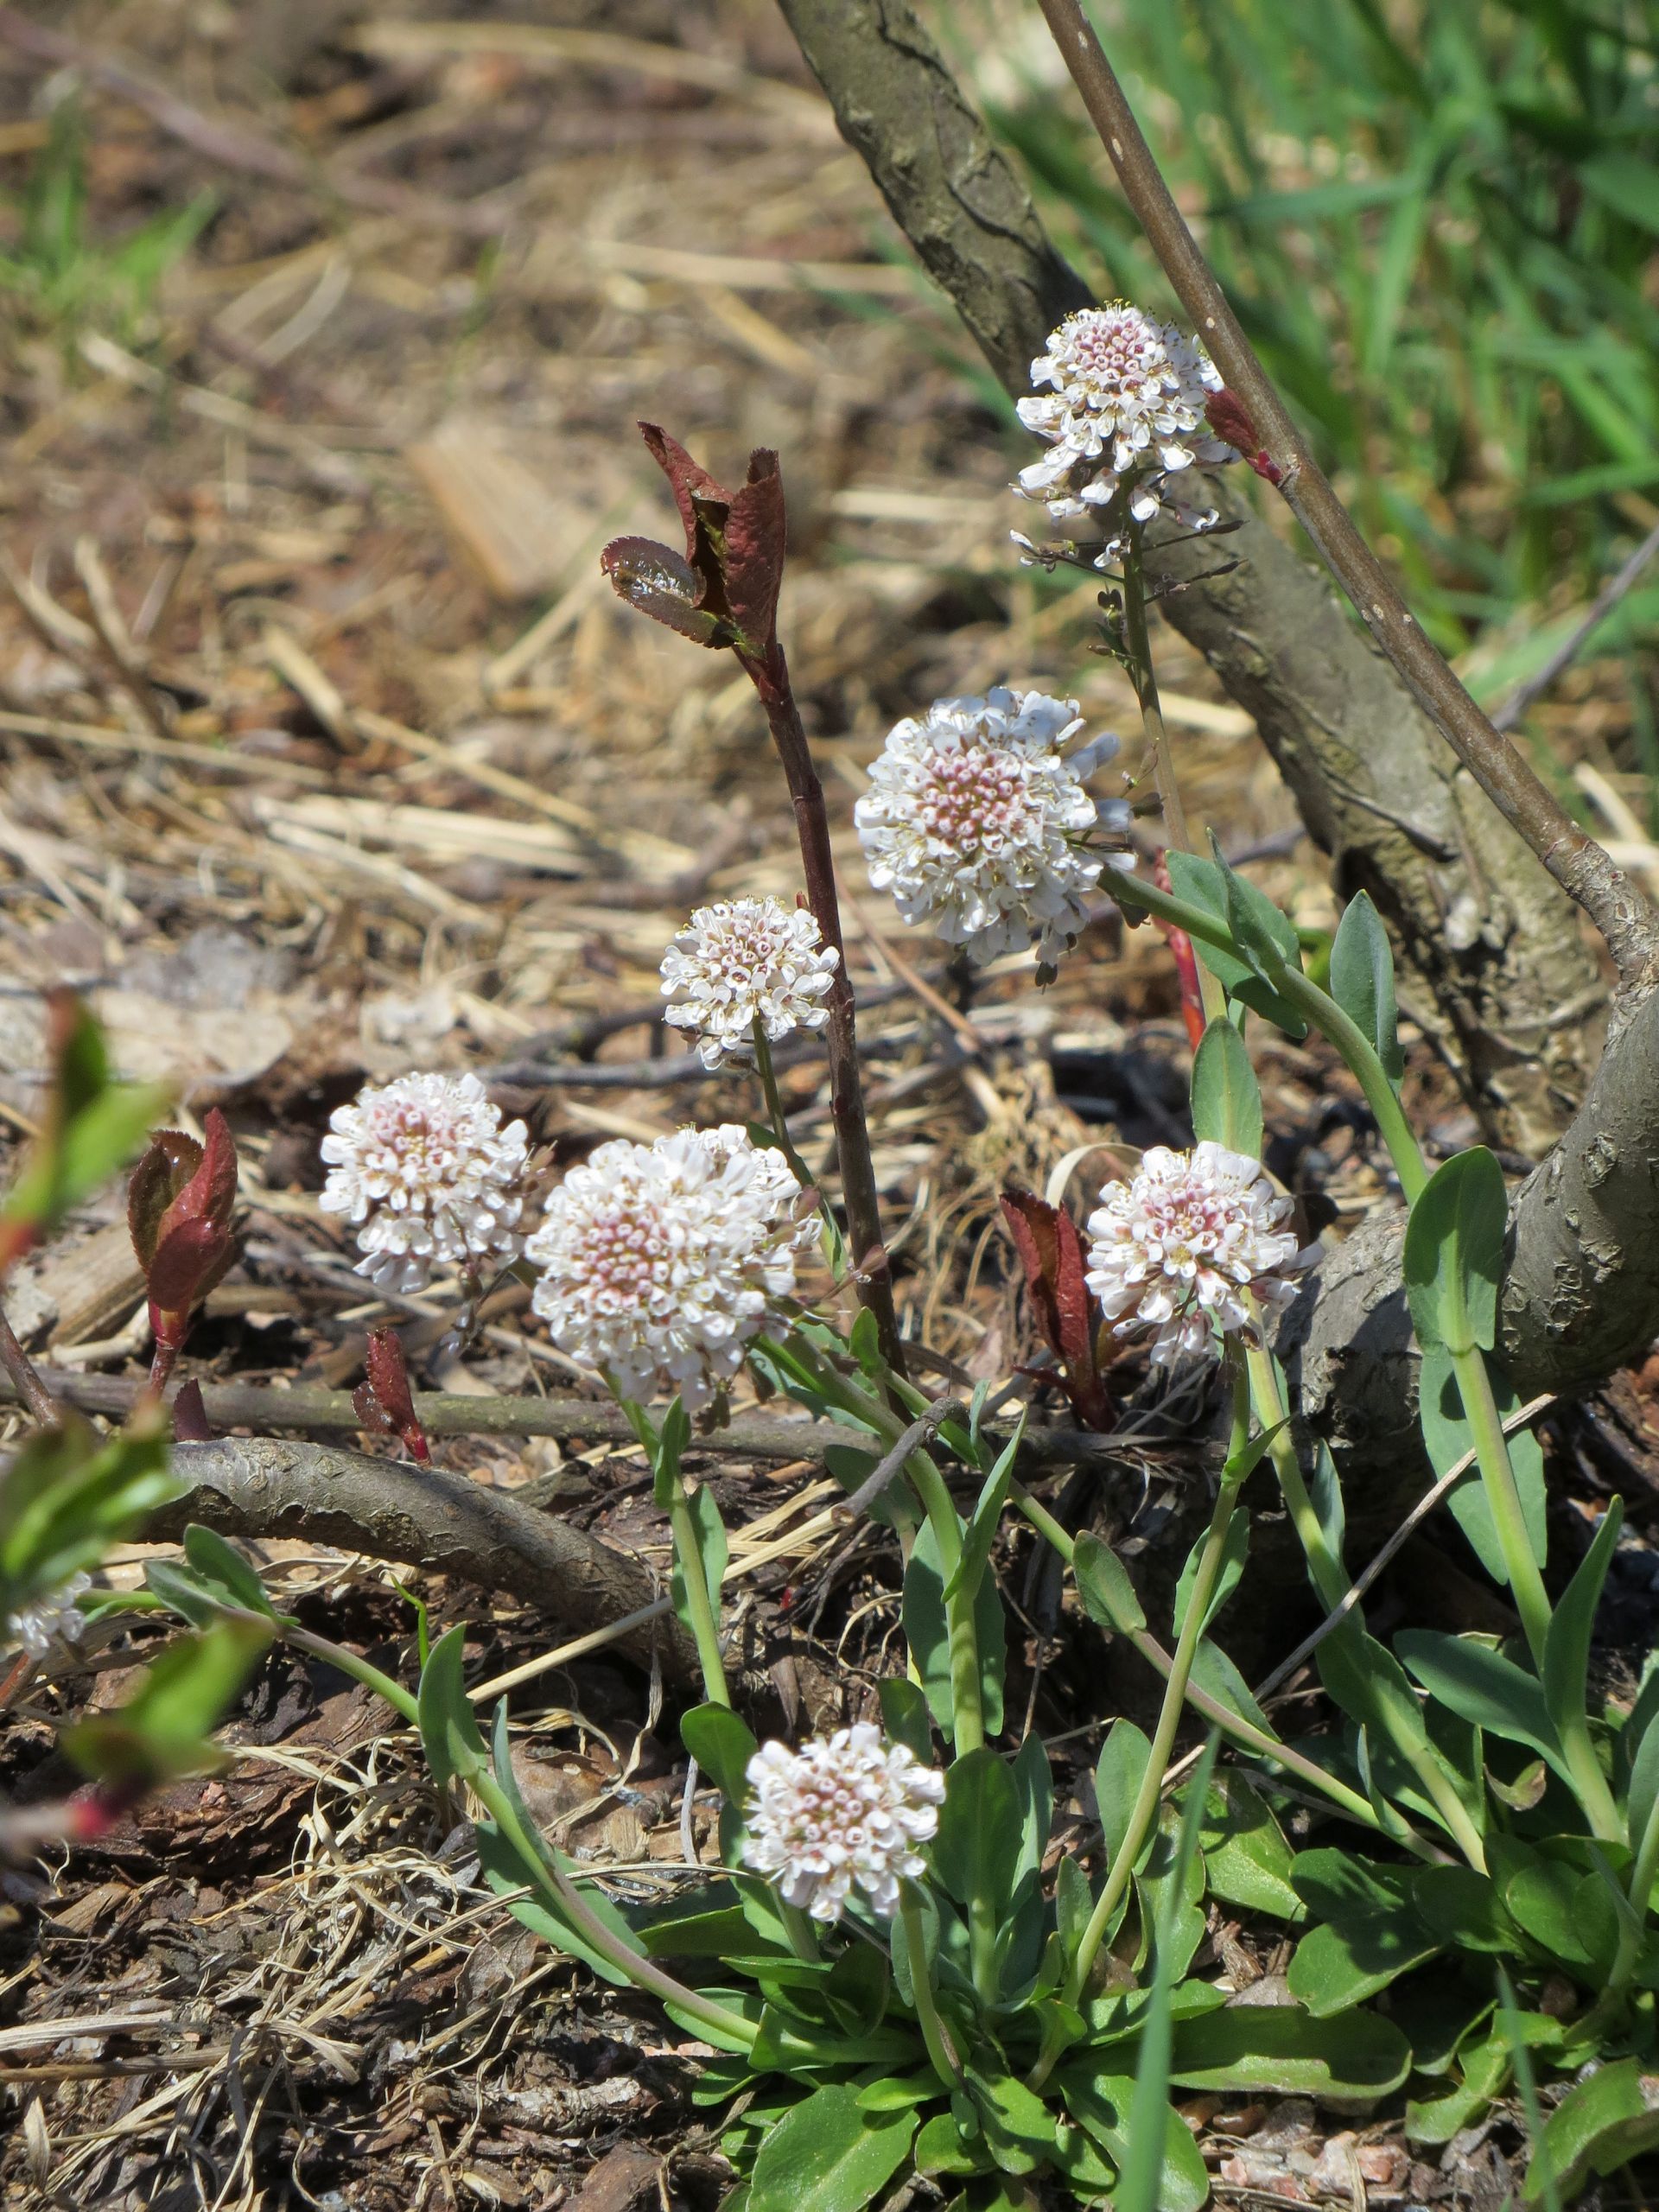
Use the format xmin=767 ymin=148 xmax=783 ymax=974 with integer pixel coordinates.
xmin=904 ymin=1446 xmax=985 ymax=1758
xmin=1243 ymin=1341 xmax=1348 ymax=1613
xmin=1452 ymin=1347 xmax=1618 ymax=1843
xmin=752 ymin=1021 xmax=818 ymax=1196
xmin=1608 ymin=1791 xmax=1659 ymax=1999
xmin=779 ymin=1333 xmax=983 ymax=1753
xmin=277 ymin=1624 xmax=756 ymax=2047
xmin=470 ymin=1767 xmax=758 ymax=2050
xmin=1026 ymin=1459 xmax=1246 ymax=2097
xmin=1274 ymin=969 xmax=1427 ymax=1204
xmin=1450 ymin=1344 xmax=1551 ymax=1667
xmin=286 ymin=1624 xmax=419 ymax=1726
xmin=1060 ymin=1455 xmax=1246 ymax=2020
xmin=1239 ymin=1349 xmax=1488 ymax=1867
xmin=665 ymin=1467 xmax=731 ymax=1711
xmin=899 ymin=1882 xmax=963 ymax=2088
xmin=1005 ymin=1481 xmax=1427 ymax=1847
xmin=1093 ymin=861 xmax=1427 ymax=1204
xmin=1119 ymin=540 xmax=1222 ymax=1017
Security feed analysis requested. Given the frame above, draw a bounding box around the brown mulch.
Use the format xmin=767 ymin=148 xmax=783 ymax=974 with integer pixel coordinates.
xmin=2 ymin=3 xmax=1653 ymax=2207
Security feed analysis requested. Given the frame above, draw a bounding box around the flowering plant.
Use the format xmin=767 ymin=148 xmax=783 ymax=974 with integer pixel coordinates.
xmin=58 ymin=362 xmax=1659 ymax=2208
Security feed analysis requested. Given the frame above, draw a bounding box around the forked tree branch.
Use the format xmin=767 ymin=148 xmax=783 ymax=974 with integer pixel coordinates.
xmin=774 ymin=0 xmax=1605 ymax=1156
xmin=1032 ymin=0 xmax=1659 ymax=991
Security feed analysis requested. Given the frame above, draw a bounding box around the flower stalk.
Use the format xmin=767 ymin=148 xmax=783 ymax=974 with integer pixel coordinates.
xmin=1030 ymin=1364 xmax=1254 ymax=2090
xmin=1032 ymin=0 xmax=1659 ymax=989
xmin=899 ymin=1885 xmax=963 ymax=2088
xmin=665 ymin=1465 xmax=731 ymax=1711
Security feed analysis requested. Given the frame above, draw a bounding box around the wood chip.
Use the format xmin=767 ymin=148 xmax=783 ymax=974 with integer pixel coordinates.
xmin=404 ymin=419 xmax=570 ymax=601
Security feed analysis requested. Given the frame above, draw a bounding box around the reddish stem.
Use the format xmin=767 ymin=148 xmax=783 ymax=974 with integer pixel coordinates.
xmin=739 ymin=641 xmax=905 ymax=1375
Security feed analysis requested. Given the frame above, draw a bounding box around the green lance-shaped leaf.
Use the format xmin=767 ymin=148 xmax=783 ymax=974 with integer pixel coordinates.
xmin=417 ymin=1624 xmax=488 ymax=1791
xmin=1172 ymin=1506 xmax=1249 ymax=1641
xmin=1011 ymin=1730 xmax=1054 ymax=1887
xmin=1 ymin=995 xmax=171 ymax=1268
xmin=1198 ymin=1774 xmax=1303 ymax=1921
xmin=1395 ymin=1630 xmax=1565 ymax=1775
xmin=671 ymin=1478 xmax=728 ymax=1631
xmin=1190 ymin=1016 xmax=1263 ymax=1158
xmin=1116 ymin=1733 xmax=1220 ymax=2212
xmin=747 ymin=2082 xmax=917 ymax=2212
xmin=932 ymin=1747 xmax=1022 ymax=1916
xmin=1073 ymin=1531 xmax=1147 ymax=1636
xmin=877 ymin=1676 xmax=934 ymax=1766
xmin=1167 ymin=2003 xmax=1411 ymax=2098
xmin=1095 ymin=1718 xmax=1154 ymax=1883
xmin=1418 ymin=1349 xmax=1548 ymax=1580
xmin=1209 ymin=833 xmax=1306 ymax=985
xmin=681 ymin=1702 xmax=759 ymax=1805
xmin=945 ymin=1414 xmax=1024 ymax=1604
xmin=1402 ymin=1147 xmax=1508 ymax=1356
xmin=1329 ymin=891 xmax=1405 ymax=1084
xmin=0 ymin=1410 xmax=179 ymax=1618
xmin=477 ymin=1703 xmax=646 ymax=1986
xmin=900 ymin=1514 xmax=1005 ymax=1738
xmin=1165 ymin=852 xmax=1307 ymax=1037
xmin=1542 ymin=1499 xmax=1623 ymax=1755
xmin=181 ymin=1524 xmax=287 ymax=1620
xmin=1626 ymin=1704 xmax=1659 ymax=1865
xmin=1297 ymin=1859 xmax=1445 ymax=2021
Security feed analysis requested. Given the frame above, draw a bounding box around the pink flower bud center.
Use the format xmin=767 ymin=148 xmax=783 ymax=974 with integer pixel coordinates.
xmin=918 ymin=746 xmax=1036 ymax=851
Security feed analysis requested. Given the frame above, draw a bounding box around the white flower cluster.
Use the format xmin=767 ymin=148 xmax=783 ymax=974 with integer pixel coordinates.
xmin=1085 ymin=1141 xmax=1308 ymax=1366
xmin=743 ymin=1724 xmax=945 ymax=1923
xmin=5 ymin=1573 xmax=92 ymax=1662
xmin=855 ymin=687 xmax=1128 ymax=967
xmin=661 ymin=897 xmax=839 ymax=1071
xmin=525 ymin=1124 xmax=805 ymax=1412
xmin=320 ymin=1071 xmax=531 ymax=1294
xmin=1016 ymin=303 xmax=1235 ymax=555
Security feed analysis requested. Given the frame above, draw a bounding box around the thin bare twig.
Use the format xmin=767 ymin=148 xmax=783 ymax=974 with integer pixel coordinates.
xmin=1251 ymin=1390 xmax=1555 ymax=1703
xmin=739 ymin=638 xmax=906 ymax=1372
xmin=0 ymin=1366 xmax=1109 ymax=1469
xmin=835 ymin=1397 xmax=966 ymax=1521
xmin=1494 ymin=518 xmax=1659 ymax=733
xmin=0 ymin=1308 xmax=58 ymax=1427
xmin=1033 ymin=0 xmax=1659 ymax=990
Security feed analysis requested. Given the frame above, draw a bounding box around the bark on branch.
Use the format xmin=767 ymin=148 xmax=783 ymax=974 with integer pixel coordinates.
xmin=775 ymin=0 xmax=1607 ymax=1155
xmin=1033 ymin=0 xmax=1657 ymax=992
xmin=147 ymin=1435 xmax=703 ymax=1683
xmin=1287 ymin=989 xmax=1659 ymax=1511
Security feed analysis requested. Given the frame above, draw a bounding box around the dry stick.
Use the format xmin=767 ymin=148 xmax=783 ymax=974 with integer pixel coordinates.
xmin=1033 ymin=0 xmax=1659 ymax=990
xmin=0 ymin=1367 xmax=1109 ymax=1470
xmin=143 ymin=1435 xmax=704 ymax=1683
xmin=835 ymin=1397 xmax=965 ymax=1522
xmin=1493 ymin=517 xmax=1659 ymax=734
xmin=738 ymin=639 xmax=905 ymax=1373
xmin=0 ymin=1308 xmax=57 ymax=1427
